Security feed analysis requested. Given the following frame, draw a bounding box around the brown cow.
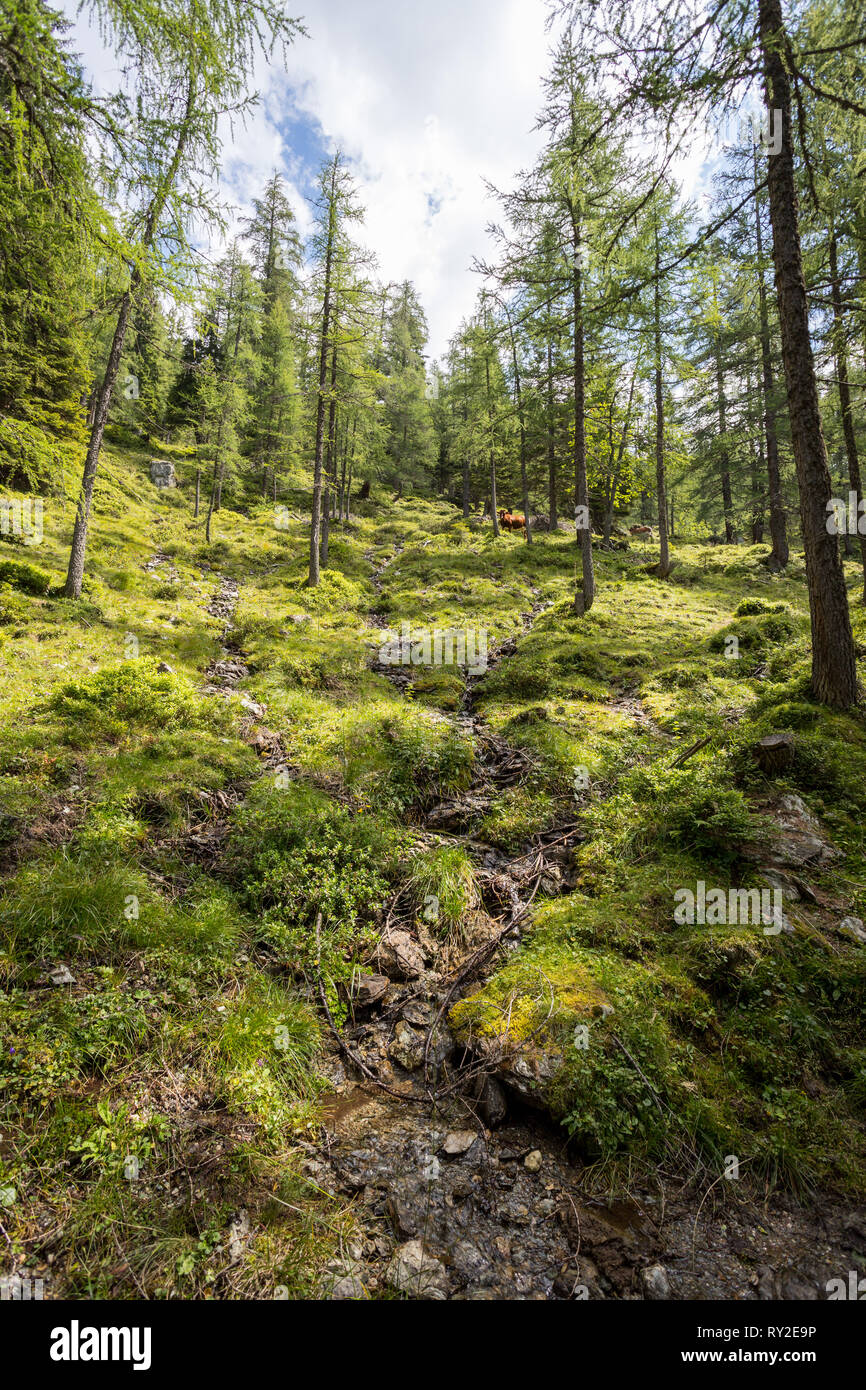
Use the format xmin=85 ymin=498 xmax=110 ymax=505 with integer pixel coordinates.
xmin=498 ymin=509 xmax=526 ymax=532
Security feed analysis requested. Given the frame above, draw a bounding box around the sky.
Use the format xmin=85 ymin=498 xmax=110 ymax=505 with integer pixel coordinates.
xmin=63 ymin=0 xmax=557 ymax=362
xmin=61 ymin=0 xmax=732 ymax=364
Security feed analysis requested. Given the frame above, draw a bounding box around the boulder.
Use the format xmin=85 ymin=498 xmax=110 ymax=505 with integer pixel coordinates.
xmin=376 ymin=927 xmax=426 ymax=980
xmin=641 ymin=1263 xmax=671 ymax=1300
xmin=840 ymin=916 xmax=866 ymax=945
xmin=149 ymin=458 xmax=176 ymax=489
xmin=352 ymin=973 xmax=389 ymax=1008
xmin=386 ymin=1240 xmax=449 ymax=1300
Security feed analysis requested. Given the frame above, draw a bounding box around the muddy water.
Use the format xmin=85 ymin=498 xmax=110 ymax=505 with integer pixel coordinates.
xmin=300 ymin=576 xmax=866 ymax=1301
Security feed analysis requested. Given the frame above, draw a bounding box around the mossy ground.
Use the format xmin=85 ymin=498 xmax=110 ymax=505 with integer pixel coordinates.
xmin=1 ymin=440 xmax=866 ymax=1295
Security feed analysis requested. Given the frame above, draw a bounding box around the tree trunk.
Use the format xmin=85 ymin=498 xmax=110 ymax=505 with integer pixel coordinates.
xmin=503 ymin=301 xmax=531 ymax=544
xmin=64 ymin=287 xmax=135 ymax=596
xmin=829 ymin=225 xmax=866 ymax=603
xmin=308 ymin=168 xmax=337 ymax=588
xmin=194 ymin=466 xmax=200 ymax=518
xmin=654 ymin=224 xmax=671 ymax=577
xmin=759 ymin=0 xmax=858 ymax=707
xmin=714 ymin=332 xmax=734 ymax=543
xmin=572 ymin=217 xmax=594 ymax=614
xmin=754 ymin=140 xmax=788 ymax=568
xmin=64 ymin=74 xmax=197 ymax=599
xmin=320 ymin=338 xmax=337 ymax=569
xmin=547 ymin=337 xmax=557 ymax=529
xmin=485 ymin=347 xmax=499 ymax=536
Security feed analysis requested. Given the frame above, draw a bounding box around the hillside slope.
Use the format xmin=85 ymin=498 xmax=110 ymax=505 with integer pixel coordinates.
xmin=1 ymin=447 xmax=865 ymax=1299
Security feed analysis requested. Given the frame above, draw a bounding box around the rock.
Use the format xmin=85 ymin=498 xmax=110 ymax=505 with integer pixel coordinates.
xmin=156 ymin=661 xmax=175 ymax=675
xmin=441 ymin=1130 xmax=478 ymax=1157
xmin=352 ymin=973 xmax=389 ymax=1008
xmin=475 ymin=1075 xmax=508 ymax=1128
xmin=767 ymin=793 xmax=837 ymax=868
xmin=227 ymin=1209 xmax=250 ymax=1264
xmin=377 ymin=928 xmax=426 ymax=980
xmin=641 ymin=1263 xmax=671 ymax=1300
xmin=753 ymin=732 xmax=796 ymax=774
xmin=388 ymin=1021 xmax=426 ymax=1071
xmin=149 ymin=458 xmax=176 ymax=488
xmin=329 ymin=1274 xmax=367 ymax=1300
xmin=386 ymin=1240 xmax=449 ymax=1300
xmin=840 ymin=916 xmax=866 ymax=945
xmin=449 ymin=1239 xmax=492 ymax=1283
xmin=238 ymin=695 xmax=266 ymax=721
xmin=41 ymin=964 xmax=75 ymax=987
xmin=524 ymin=1150 xmax=543 ymax=1173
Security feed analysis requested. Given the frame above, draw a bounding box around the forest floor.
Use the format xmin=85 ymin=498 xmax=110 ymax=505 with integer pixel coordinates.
xmin=1 ymin=438 xmax=866 ymax=1299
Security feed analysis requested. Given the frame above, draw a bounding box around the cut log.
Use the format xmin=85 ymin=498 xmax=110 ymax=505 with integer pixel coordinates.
xmin=753 ymin=732 xmax=796 ymax=774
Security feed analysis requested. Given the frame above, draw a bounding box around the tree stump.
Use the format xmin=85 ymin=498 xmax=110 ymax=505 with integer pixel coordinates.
xmin=753 ymin=732 xmax=796 ymax=774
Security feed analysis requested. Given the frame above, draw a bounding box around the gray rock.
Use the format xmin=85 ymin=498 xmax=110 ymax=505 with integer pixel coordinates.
xmin=441 ymin=1130 xmax=478 ymax=1157
xmin=149 ymin=459 xmax=176 ymax=488
xmin=388 ymin=1021 xmax=426 ymax=1071
xmin=42 ymin=964 xmax=75 ymax=987
xmin=377 ymin=928 xmax=426 ymax=980
xmin=353 ymin=973 xmax=389 ymax=1007
xmin=386 ymin=1240 xmax=449 ymax=1300
xmin=641 ymin=1263 xmax=671 ymax=1300
xmin=329 ymin=1274 xmax=367 ymax=1300
xmin=157 ymin=662 xmax=175 ymax=675
xmin=840 ymin=916 xmax=866 ymax=945
xmin=475 ymin=1074 xmax=508 ymax=1128
xmin=524 ymin=1149 xmax=543 ymax=1173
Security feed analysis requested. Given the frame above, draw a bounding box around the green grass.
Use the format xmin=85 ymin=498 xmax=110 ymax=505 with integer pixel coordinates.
xmin=1 ymin=441 xmax=865 ymax=1297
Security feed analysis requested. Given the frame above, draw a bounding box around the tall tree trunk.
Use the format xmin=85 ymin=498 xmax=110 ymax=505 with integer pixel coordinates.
xmin=502 ymin=301 xmax=531 ymax=544
xmin=485 ymin=347 xmax=499 ymax=536
xmin=572 ymin=216 xmax=594 ymax=614
xmin=604 ymin=363 xmax=637 ymax=546
xmin=462 ymin=457 xmax=470 ymax=518
xmin=754 ymin=140 xmax=788 ymax=568
xmin=547 ymin=337 xmax=558 ymax=528
xmin=654 ymin=224 xmax=671 ymax=577
xmin=759 ymin=0 xmax=858 ymax=707
xmin=321 ymin=338 xmax=337 ymax=569
xmin=194 ymin=466 xmax=201 ymax=519
xmin=64 ymin=288 xmax=135 ymax=595
xmin=308 ymin=164 xmax=337 ymax=588
xmin=829 ymin=225 xmax=866 ymax=603
xmin=714 ymin=332 xmax=734 ymax=543
xmin=64 ymin=74 xmax=197 ymax=599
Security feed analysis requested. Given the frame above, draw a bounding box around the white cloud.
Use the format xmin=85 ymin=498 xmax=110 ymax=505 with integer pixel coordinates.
xmin=259 ymin=0 xmax=553 ymax=358
xmin=63 ymin=0 xmax=551 ymax=360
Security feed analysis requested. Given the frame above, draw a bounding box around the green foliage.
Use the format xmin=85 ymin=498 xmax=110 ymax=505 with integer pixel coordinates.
xmin=0 ymin=556 xmax=52 ymax=594
xmin=50 ymin=660 xmax=228 ymax=743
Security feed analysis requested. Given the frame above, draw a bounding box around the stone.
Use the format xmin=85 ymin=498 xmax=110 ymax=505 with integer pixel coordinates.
xmin=441 ymin=1130 xmax=478 ymax=1157
xmin=386 ymin=1240 xmax=449 ymax=1300
xmin=377 ymin=928 xmax=426 ymax=980
xmin=329 ymin=1274 xmax=367 ymax=1300
xmin=768 ymin=794 xmax=837 ymax=868
xmin=475 ymin=1075 xmax=508 ymax=1128
xmin=353 ymin=973 xmax=389 ymax=1007
xmin=149 ymin=458 xmax=176 ymax=489
xmin=238 ymin=695 xmax=266 ymax=721
xmin=840 ymin=916 xmax=866 ymax=945
xmin=641 ymin=1263 xmax=671 ymax=1300
xmin=156 ymin=662 xmax=175 ymax=675
xmin=524 ymin=1150 xmax=543 ymax=1173
xmin=42 ymin=964 xmax=75 ymax=987
xmin=388 ymin=1021 xmax=426 ymax=1071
